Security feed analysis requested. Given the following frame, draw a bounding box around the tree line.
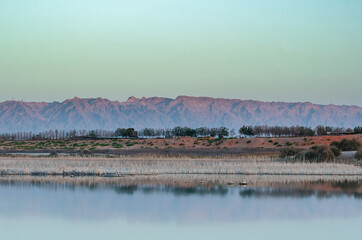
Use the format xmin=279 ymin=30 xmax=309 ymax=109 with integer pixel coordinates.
xmin=0 ymin=125 xmax=361 ymax=141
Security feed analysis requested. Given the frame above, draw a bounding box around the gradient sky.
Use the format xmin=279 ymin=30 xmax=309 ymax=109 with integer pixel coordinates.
xmin=0 ymin=0 xmax=361 ymax=106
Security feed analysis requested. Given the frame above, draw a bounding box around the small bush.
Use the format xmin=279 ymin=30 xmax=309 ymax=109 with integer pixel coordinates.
xmin=279 ymin=148 xmax=299 ymax=158
xmin=49 ymin=151 xmax=58 ymax=157
xmin=112 ymin=143 xmax=123 ymax=148
xmin=355 ymin=149 xmax=362 ymax=160
xmin=296 ymin=145 xmax=336 ymax=163
xmin=246 ymin=140 xmax=251 ymax=144
xmin=330 ymin=146 xmax=341 ymax=157
xmin=79 ymin=150 xmax=91 ymax=156
xmin=268 ymin=140 xmax=273 ymax=143
xmin=330 ymin=141 xmax=340 ymax=149
xmin=331 ymin=139 xmax=361 ymax=151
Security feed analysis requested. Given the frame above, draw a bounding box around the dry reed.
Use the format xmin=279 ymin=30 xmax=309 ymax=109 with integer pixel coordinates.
xmin=0 ymin=155 xmax=361 ymax=176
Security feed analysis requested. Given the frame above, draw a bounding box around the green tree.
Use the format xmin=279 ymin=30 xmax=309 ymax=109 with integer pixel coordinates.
xmin=143 ymin=128 xmax=155 ymax=138
xmin=239 ymin=125 xmax=254 ymax=137
xmin=126 ymin=128 xmax=137 ymax=138
xmin=172 ymin=126 xmax=183 ymax=137
xmin=315 ymin=125 xmax=325 ymax=136
xmin=217 ymin=127 xmax=229 ymax=139
xmin=354 ymin=126 xmax=362 ymax=134
xmin=88 ymin=130 xmax=97 ymax=138
xmin=115 ymin=128 xmax=127 ymax=137
xmin=209 ymin=128 xmax=218 ymax=137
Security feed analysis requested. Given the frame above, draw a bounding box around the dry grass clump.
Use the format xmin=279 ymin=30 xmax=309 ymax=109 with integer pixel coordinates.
xmin=0 ymin=156 xmax=361 ymax=176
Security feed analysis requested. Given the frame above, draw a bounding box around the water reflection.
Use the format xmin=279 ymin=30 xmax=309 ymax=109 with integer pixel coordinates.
xmin=0 ymin=175 xmax=361 ymax=223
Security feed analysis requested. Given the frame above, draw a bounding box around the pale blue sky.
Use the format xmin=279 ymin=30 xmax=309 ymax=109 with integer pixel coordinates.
xmin=0 ymin=0 xmax=361 ymax=105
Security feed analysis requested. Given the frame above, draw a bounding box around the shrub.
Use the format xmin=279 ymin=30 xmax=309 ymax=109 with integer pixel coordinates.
xmin=279 ymin=148 xmax=298 ymax=158
xmin=330 ymin=146 xmax=341 ymax=157
xmin=49 ymin=151 xmax=58 ymax=157
xmin=331 ymin=139 xmax=361 ymax=151
xmin=355 ymin=149 xmax=362 ymax=160
xmin=79 ymin=150 xmax=91 ymax=156
xmin=330 ymin=141 xmax=340 ymax=148
xmin=296 ymin=145 xmax=336 ymax=163
xmin=246 ymin=140 xmax=251 ymax=144
xmin=112 ymin=143 xmax=123 ymax=148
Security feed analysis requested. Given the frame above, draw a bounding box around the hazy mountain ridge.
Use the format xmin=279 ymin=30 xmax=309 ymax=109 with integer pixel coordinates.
xmin=0 ymin=96 xmax=361 ymax=132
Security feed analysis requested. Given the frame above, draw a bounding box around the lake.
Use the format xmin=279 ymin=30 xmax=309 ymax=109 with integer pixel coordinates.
xmin=0 ymin=175 xmax=361 ymax=240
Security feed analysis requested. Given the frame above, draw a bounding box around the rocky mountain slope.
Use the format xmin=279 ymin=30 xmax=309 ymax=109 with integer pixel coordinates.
xmin=0 ymin=96 xmax=360 ymax=132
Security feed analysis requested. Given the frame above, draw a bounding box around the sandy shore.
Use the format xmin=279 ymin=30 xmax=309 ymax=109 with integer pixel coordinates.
xmin=0 ymin=156 xmax=361 ymax=176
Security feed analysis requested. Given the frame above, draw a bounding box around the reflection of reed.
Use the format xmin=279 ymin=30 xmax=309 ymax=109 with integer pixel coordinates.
xmin=1 ymin=175 xmax=361 ymax=225
xmin=0 ymin=175 xmax=361 ymax=199
xmin=0 ymin=175 xmax=361 ymax=193
xmin=0 ymin=156 xmax=362 ymax=176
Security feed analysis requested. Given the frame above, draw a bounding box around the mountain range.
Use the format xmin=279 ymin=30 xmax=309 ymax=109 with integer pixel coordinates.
xmin=0 ymin=96 xmax=361 ymax=132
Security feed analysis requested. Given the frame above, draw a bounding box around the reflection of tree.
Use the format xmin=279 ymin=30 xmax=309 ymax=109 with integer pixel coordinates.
xmin=332 ymin=180 xmax=362 ymax=193
xmin=0 ymin=178 xmax=362 ymax=199
xmin=354 ymin=193 xmax=362 ymax=199
xmin=167 ymin=186 xmax=228 ymax=196
xmin=114 ymin=185 xmax=138 ymax=195
xmin=240 ymin=188 xmax=315 ymax=198
xmin=237 ymin=181 xmax=362 ymax=199
xmin=239 ymin=189 xmax=254 ymax=198
xmin=237 ymin=188 xmax=362 ymax=199
xmin=113 ymin=185 xmax=229 ymax=196
xmin=142 ymin=186 xmax=157 ymax=194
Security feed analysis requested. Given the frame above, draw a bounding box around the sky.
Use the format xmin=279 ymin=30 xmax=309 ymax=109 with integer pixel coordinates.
xmin=0 ymin=0 xmax=361 ymax=106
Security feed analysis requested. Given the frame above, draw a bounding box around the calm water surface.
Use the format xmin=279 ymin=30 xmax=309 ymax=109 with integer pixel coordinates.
xmin=0 ymin=176 xmax=361 ymax=240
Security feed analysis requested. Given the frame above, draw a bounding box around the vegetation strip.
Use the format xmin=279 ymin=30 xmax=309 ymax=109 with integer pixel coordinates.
xmin=1 ymin=156 xmax=361 ymax=176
